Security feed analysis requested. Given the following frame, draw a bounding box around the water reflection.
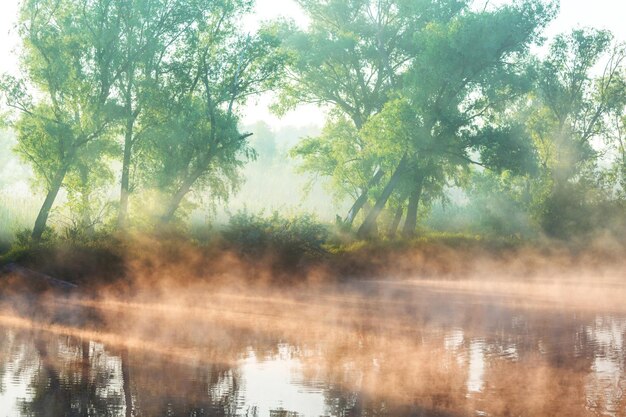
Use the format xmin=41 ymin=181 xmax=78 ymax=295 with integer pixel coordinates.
xmin=0 ymin=279 xmax=626 ymax=416
xmin=585 ymin=316 xmax=626 ymax=416
xmin=466 ymin=339 xmax=485 ymax=394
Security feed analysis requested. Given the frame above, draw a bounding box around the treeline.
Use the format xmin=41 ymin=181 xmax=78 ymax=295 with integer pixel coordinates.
xmin=286 ymin=0 xmax=626 ymax=240
xmin=1 ymin=0 xmax=286 ymax=240
xmin=1 ymin=0 xmax=625 ymax=243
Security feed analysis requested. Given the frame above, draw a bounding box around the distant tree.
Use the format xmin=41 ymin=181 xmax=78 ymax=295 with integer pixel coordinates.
xmin=248 ymin=121 xmax=278 ymax=162
xmin=530 ymin=29 xmax=626 ymax=236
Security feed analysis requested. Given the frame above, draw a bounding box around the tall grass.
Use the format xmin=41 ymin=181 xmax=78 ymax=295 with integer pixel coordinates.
xmin=0 ymin=193 xmax=39 ymax=246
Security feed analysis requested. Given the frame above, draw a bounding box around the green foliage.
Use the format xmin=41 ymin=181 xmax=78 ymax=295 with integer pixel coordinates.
xmin=539 ymin=174 xmax=626 ymax=240
xmin=290 ymin=114 xmax=375 ymax=201
xmin=0 ymin=0 xmax=624 ymax=247
xmin=469 ymin=124 xmax=539 ymax=176
xmin=221 ymin=211 xmax=329 ymax=266
xmin=280 ymin=0 xmax=473 ymax=209
xmin=1 ymin=0 xmax=124 ymax=239
xmin=285 ymin=0 xmax=557 ymax=238
xmin=426 ymin=170 xmax=538 ymax=238
xmin=133 ymin=15 xmax=288 ymax=223
xmin=527 ymin=29 xmax=626 ymax=238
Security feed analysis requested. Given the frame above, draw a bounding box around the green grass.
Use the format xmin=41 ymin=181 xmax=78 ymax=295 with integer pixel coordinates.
xmin=325 ymin=230 xmax=524 ymax=255
xmin=0 ymin=193 xmax=39 ymax=251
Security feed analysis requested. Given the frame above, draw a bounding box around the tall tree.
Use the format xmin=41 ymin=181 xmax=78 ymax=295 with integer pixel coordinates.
xmin=531 ymin=29 xmax=626 ymax=236
xmin=283 ymin=0 xmax=467 ymax=225
xmin=1 ymin=0 xmax=121 ymax=240
xmin=112 ymin=0 xmax=217 ymax=229
xmin=137 ymin=15 xmax=287 ymax=223
xmin=356 ymin=0 xmax=553 ymax=237
xmin=603 ymin=72 xmax=626 ymax=198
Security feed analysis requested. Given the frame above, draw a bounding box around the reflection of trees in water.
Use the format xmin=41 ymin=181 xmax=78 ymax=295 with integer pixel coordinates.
xmin=583 ymin=316 xmax=626 ymax=417
xmin=129 ymin=355 xmax=241 ymax=417
xmin=10 ymin=331 xmax=246 ymax=417
xmin=288 ymin=298 xmax=625 ymax=417
xmin=20 ymin=335 xmax=123 ymax=417
xmin=315 ymin=339 xmax=469 ymax=417
xmin=3 ymin=288 xmax=626 ymax=417
xmin=0 ymin=328 xmax=40 ymax=398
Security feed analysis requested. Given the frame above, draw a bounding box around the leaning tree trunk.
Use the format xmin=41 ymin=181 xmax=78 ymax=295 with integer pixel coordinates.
xmin=161 ymin=170 xmax=203 ymax=224
xmin=402 ymin=174 xmax=425 ymax=237
xmin=32 ymin=165 xmax=69 ymax=241
xmin=343 ymin=168 xmax=385 ymax=226
xmin=160 ymin=132 xmax=234 ymax=224
xmin=357 ymin=155 xmax=408 ymax=239
xmin=387 ymin=205 xmax=404 ymax=237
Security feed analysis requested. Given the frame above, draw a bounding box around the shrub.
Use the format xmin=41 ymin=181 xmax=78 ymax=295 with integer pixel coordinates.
xmin=221 ymin=211 xmax=329 ymax=268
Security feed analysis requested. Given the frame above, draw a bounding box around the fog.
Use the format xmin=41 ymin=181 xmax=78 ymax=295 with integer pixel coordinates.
xmin=1 ymin=241 xmax=626 ymax=415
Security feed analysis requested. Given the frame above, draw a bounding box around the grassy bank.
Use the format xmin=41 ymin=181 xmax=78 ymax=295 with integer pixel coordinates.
xmin=1 ymin=219 xmax=624 ymax=294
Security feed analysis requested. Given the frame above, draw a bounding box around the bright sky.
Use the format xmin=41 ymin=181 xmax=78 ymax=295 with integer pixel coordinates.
xmin=1 ymin=0 xmax=625 ymax=127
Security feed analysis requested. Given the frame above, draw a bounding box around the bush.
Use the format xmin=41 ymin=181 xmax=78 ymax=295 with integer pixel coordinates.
xmin=221 ymin=211 xmax=329 ymax=268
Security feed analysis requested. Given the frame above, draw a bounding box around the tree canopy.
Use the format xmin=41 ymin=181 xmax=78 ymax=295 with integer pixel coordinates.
xmin=0 ymin=0 xmax=625 ymax=242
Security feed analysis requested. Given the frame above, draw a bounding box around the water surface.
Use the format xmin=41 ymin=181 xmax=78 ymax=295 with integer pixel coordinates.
xmin=1 ymin=277 xmax=625 ymax=416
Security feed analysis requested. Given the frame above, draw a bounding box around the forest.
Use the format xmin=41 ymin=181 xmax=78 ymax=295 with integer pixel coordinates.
xmin=0 ymin=0 xmax=625 ymax=279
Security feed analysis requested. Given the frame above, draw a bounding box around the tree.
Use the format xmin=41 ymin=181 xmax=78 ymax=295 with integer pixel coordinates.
xmin=290 ymin=114 xmax=382 ymax=225
xmin=356 ymin=0 xmax=553 ymax=237
xmin=63 ymin=138 xmax=116 ymax=235
xmin=531 ymin=29 xmax=626 ymax=237
xmin=284 ymin=0 xmax=553 ymax=238
xmin=137 ymin=15 xmax=287 ymax=223
xmin=1 ymin=0 xmax=122 ymax=240
xmin=283 ymin=0 xmax=467 ymax=225
xmin=111 ymin=0 xmax=223 ymax=229
xmin=603 ymin=72 xmax=626 ymax=198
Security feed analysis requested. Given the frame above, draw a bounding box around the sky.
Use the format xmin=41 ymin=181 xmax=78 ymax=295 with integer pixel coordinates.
xmin=1 ymin=0 xmax=626 ymax=128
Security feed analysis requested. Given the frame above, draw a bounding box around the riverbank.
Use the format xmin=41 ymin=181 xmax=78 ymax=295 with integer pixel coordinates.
xmin=1 ymin=230 xmax=624 ymax=295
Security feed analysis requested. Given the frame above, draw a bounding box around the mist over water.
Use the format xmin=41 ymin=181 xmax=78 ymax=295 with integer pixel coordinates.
xmin=1 ymin=258 xmax=625 ymax=417
xmin=1 ymin=0 xmax=626 ymax=415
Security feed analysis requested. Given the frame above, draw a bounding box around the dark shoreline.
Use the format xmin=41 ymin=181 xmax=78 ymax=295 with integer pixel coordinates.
xmin=1 ymin=234 xmax=624 ymax=297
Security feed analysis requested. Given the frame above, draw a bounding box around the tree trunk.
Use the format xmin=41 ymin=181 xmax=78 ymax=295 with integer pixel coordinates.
xmin=117 ymin=117 xmax=134 ymax=229
xmin=32 ymin=165 xmax=68 ymax=240
xmin=387 ymin=205 xmax=404 ymax=238
xmin=357 ymin=155 xmax=408 ymax=239
xmin=161 ymin=170 xmax=203 ymax=224
xmin=402 ymin=174 xmax=424 ymax=237
xmin=344 ymin=168 xmax=384 ymax=226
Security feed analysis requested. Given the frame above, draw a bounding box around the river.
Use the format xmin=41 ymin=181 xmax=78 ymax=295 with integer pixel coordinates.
xmin=0 ymin=275 xmax=625 ymax=416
